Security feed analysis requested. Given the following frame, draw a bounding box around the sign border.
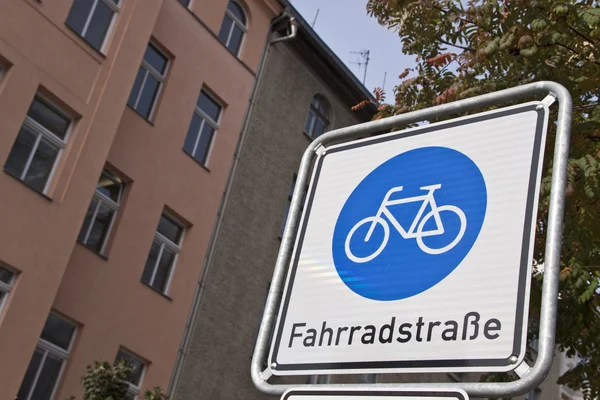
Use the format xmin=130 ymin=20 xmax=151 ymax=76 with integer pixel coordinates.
xmin=270 ymin=103 xmax=548 ymax=374
xmin=282 ymin=388 xmax=469 ymax=400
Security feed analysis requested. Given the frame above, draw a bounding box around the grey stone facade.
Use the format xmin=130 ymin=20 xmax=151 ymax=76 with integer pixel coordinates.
xmin=171 ymin=16 xmax=376 ymax=400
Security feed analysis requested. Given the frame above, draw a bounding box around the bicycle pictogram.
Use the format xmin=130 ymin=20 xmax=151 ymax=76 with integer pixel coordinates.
xmin=344 ymin=184 xmax=467 ymax=263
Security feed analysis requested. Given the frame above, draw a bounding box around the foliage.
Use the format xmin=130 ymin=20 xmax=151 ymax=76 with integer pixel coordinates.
xmin=143 ymin=387 xmax=169 ymax=400
xmin=71 ymin=361 xmax=169 ymax=400
xmin=364 ymin=0 xmax=600 ymax=397
xmin=79 ymin=361 xmax=131 ymax=400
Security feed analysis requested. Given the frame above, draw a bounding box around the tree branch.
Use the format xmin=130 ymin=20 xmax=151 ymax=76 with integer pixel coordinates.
xmin=431 ymin=3 xmax=493 ymax=34
xmin=569 ymin=25 xmax=597 ymax=45
xmin=575 ymin=102 xmax=599 ymax=111
xmin=436 ymin=36 xmax=476 ymax=52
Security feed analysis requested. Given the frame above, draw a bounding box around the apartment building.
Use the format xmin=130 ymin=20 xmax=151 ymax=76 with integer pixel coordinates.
xmin=0 ymin=0 xmax=282 ymax=399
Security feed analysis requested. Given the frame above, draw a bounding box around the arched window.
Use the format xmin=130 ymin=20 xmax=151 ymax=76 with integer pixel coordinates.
xmin=304 ymin=95 xmax=330 ymax=139
xmin=218 ymin=1 xmax=247 ymax=56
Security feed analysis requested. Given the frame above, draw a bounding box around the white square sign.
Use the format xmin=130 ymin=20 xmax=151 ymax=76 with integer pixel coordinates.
xmin=269 ymin=102 xmax=549 ymax=375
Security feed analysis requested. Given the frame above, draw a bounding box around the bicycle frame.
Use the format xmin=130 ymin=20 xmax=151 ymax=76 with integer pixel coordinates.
xmin=366 ymin=185 xmax=445 ymax=241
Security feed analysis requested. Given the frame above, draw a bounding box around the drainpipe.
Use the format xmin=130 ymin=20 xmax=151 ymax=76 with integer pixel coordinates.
xmin=167 ymin=13 xmax=298 ymax=397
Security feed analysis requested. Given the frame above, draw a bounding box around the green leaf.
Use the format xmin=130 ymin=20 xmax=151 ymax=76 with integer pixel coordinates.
xmin=531 ymin=18 xmax=549 ymax=32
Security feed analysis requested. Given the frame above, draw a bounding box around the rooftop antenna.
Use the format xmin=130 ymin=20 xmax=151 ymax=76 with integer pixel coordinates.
xmin=311 ymin=9 xmax=320 ymax=28
xmin=350 ymin=49 xmax=371 ymax=85
xmin=382 ymin=71 xmax=387 ymax=91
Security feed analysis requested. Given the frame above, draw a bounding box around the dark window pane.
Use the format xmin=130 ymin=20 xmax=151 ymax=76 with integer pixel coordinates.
xmin=135 ymin=74 xmax=160 ymax=119
xmin=304 ymin=109 xmax=315 ymax=134
xmin=23 ymin=138 xmax=59 ymax=192
xmin=27 ymin=98 xmax=70 ymax=140
xmin=227 ymin=1 xmax=246 ymax=24
xmin=17 ymin=348 xmax=44 ymax=400
xmin=65 ymin=0 xmax=94 ymax=35
xmin=4 ymin=125 xmax=37 ymax=180
xmin=178 ymin=0 xmax=191 ymax=6
xmin=194 ymin=122 xmax=215 ymax=165
xmin=84 ymin=0 xmax=114 ymax=50
xmin=152 ymin=248 xmax=175 ymax=293
xmin=157 ymin=215 xmax=183 ymax=244
xmin=29 ymin=354 xmax=63 ymax=400
xmin=40 ymin=314 xmax=75 ymax=350
xmin=0 ymin=266 xmax=15 ymax=285
xmin=141 ymin=241 xmax=161 ymax=285
xmin=313 ymin=117 xmax=327 ymax=138
xmin=128 ymin=67 xmax=146 ymax=108
xmin=183 ymin=113 xmax=202 ymax=156
xmin=96 ymin=171 xmax=123 ymax=202
xmin=143 ymin=44 xmax=168 ymax=75
xmin=218 ymin=15 xmax=233 ymax=44
xmin=78 ymin=197 xmax=99 ymax=243
xmin=227 ymin=25 xmax=244 ymax=55
xmin=86 ymin=202 xmax=115 ymax=252
xmin=197 ymin=92 xmax=221 ymax=122
xmin=116 ymin=351 xmax=144 ymax=386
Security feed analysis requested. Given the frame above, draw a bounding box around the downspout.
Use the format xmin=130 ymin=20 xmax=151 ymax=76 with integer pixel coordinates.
xmin=167 ymin=13 xmax=298 ymax=397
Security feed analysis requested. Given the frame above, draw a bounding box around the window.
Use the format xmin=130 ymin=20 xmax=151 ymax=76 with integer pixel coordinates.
xmin=304 ymin=95 xmax=330 ymax=139
xmin=115 ymin=349 xmax=145 ymax=400
xmin=141 ymin=213 xmax=184 ymax=294
xmin=526 ymin=388 xmax=541 ymax=400
xmin=65 ymin=0 xmax=120 ymax=51
xmin=17 ymin=314 xmax=76 ymax=400
xmin=78 ymin=169 xmax=125 ymax=254
xmin=183 ymin=90 xmax=222 ymax=165
xmin=0 ymin=266 xmax=16 ymax=312
xmin=218 ymin=1 xmax=247 ymax=56
xmin=127 ymin=43 xmax=169 ymax=120
xmin=4 ymin=96 xmax=71 ymax=193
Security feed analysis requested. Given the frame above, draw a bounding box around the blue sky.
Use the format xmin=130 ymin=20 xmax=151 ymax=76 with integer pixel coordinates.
xmin=291 ymin=0 xmax=414 ymax=98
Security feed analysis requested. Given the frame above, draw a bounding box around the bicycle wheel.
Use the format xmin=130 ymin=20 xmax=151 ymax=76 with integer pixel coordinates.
xmin=416 ymin=205 xmax=466 ymax=255
xmin=345 ymin=216 xmax=390 ymax=263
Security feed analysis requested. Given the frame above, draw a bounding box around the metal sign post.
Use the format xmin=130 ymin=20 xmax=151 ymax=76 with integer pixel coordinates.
xmin=252 ymin=82 xmax=572 ymax=398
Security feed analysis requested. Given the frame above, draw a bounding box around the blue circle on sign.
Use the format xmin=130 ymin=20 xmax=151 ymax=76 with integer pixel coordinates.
xmin=332 ymin=146 xmax=487 ymax=301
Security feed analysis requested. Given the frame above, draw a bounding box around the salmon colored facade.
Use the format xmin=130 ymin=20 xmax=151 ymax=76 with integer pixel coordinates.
xmin=0 ymin=0 xmax=280 ymax=399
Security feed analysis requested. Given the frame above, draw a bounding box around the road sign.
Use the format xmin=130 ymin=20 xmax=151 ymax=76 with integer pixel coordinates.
xmin=282 ymin=388 xmax=469 ymax=400
xmin=269 ymin=102 xmax=550 ymax=376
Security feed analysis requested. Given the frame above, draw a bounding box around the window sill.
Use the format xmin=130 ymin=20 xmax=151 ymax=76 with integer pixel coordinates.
xmin=3 ymin=170 xmax=52 ymax=201
xmin=64 ymin=24 xmax=107 ymax=62
xmin=303 ymin=131 xmax=318 ymax=142
xmin=141 ymin=282 xmax=173 ymax=301
xmin=126 ymin=106 xmax=155 ymax=126
xmin=76 ymin=241 xmax=109 ymax=261
xmin=182 ymin=149 xmax=211 ymax=172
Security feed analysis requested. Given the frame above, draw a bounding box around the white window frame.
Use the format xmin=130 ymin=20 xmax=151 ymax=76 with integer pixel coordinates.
xmin=187 ymin=90 xmax=222 ymax=166
xmin=21 ymin=314 xmax=76 ymax=400
xmin=222 ymin=1 xmax=248 ymax=56
xmin=0 ymin=266 xmax=16 ymax=312
xmin=72 ymin=0 xmax=121 ymax=53
xmin=116 ymin=349 xmax=146 ymax=400
xmin=145 ymin=213 xmax=184 ymax=294
xmin=129 ymin=43 xmax=169 ymax=121
xmin=79 ymin=170 xmax=124 ymax=254
xmin=17 ymin=95 xmax=73 ymax=194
